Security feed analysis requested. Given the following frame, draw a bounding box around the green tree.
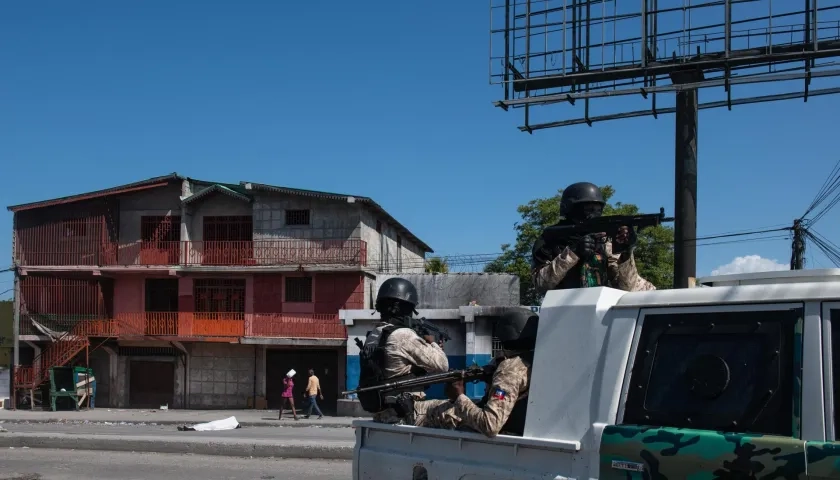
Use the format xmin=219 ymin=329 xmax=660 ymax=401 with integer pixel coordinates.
xmin=485 ymin=185 xmax=674 ymax=305
xmin=424 ymin=256 xmax=450 ymax=274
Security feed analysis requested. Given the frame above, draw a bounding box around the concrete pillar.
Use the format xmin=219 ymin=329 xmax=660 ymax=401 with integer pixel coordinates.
xmin=255 ymin=345 xmax=266 ymax=397
xmin=171 ymin=342 xmax=189 ymax=409
xmin=101 ymin=346 xmax=119 ymax=408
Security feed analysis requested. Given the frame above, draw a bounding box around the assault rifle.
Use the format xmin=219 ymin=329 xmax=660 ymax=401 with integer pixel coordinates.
xmin=541 ymin=207 xmax=675 ymax=245
xmin=341 ymin=365 xmax=493 ymax=396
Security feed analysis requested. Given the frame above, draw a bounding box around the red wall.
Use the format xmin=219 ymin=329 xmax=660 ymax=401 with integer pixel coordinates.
xmin=253 ymin=273 xmax=363 ymax=314
xmin=314 ymin=273 xmax=364 ymax=313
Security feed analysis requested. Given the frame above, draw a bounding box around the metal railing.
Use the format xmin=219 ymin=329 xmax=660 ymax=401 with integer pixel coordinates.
xmin=15 ymin=239 xmax=368 ymax=267
xmin=13 ymin=311 xmax=345 ymax=392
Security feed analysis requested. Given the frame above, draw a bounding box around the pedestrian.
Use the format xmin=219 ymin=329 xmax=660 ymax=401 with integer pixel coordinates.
xmin=304 ymin=368 xmax=324 ymax=419
xmin=279 ymin=370 xmax=298 ymax=421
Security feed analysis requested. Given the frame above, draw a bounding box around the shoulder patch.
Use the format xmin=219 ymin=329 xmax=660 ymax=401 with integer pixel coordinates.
xmin=491 ymin=388 xmax=507 ymax=400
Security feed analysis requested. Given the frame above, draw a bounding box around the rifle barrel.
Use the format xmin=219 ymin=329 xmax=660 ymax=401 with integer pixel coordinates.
xmin=341 ymin=368 xmax=484 ymax=396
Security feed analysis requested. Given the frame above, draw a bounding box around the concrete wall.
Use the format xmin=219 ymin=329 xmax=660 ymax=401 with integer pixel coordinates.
xmin=117 ymin=184 xmax=183 ymax=265
xmin=187 ymin=343 xmax=256 ymax=408
xmin=375 ymin=274 xmax=520 ymax=308
xmin=252 ymin=193 xmax=361 ymax=241
xmin=341 ymin=306 xmax=522 ymax=401
xmin=187 ymin=194 xmax=253 ymax=243
xmin=360 ymin=209 xmax=425 ymax=274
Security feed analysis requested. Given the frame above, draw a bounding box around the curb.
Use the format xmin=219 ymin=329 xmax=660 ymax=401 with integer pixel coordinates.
xmin=0 ymin=432 xmax=355 ymax=460
xmin=0 ymin=418 xmax=357 ymax=429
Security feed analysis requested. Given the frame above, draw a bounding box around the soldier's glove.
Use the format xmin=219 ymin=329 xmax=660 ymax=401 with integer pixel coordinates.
xmin=481 ymin=364 xmax=497 ymax=382
xmin=392 ymin=392 xmax=415 ymax=417
xmin=612 ymin=226 xmax=638 ymax=255
xmin=575 ymin=235 xmax=596 ymax=260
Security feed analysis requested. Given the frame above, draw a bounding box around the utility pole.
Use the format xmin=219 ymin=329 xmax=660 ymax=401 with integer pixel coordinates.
xmin=790 ymin=219 xmax=805 ymax=270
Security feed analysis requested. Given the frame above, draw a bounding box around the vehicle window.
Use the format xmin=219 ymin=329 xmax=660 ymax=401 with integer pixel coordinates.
xmin=831 ymin=309 xmax=840 ymax=437
xmin=622 ymin=308 xmax=802 ymax=437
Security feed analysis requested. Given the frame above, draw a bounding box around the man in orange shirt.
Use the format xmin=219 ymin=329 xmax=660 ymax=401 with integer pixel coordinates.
xmin=304 ymin=368 xmax=324 ymax=419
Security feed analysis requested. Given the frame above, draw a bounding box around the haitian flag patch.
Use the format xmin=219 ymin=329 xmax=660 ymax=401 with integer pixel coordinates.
xmin=491 ymin=388 xmax=507 ymax=400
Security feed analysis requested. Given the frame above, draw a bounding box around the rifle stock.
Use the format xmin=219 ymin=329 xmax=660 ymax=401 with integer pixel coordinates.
xmin=412 ymin=317 xmax=451 ymax=344
xmin=342 ymin=366 xmax=489 ymax=396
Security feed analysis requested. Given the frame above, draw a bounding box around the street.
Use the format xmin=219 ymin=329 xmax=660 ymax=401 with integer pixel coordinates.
xmin=1 ymin=422 xmax=355 ymax=442
xmin=1 ymin=448 xmax=351 ymax=480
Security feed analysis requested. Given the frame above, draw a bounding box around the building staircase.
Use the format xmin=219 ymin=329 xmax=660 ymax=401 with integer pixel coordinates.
xmin=12 ymin=318 xmax=131 ymax=408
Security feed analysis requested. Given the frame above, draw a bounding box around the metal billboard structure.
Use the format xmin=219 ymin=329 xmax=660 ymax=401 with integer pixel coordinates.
xmin=489 ymin=0 xmax=840 ymax=288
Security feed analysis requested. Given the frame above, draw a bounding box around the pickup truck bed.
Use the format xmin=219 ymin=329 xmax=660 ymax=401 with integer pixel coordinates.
xmin=353 ymin=420 xmax=581 ymax=480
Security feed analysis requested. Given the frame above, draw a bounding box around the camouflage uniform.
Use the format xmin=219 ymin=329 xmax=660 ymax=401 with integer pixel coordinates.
xmin=448 ymin=356 xmax=530 ymax=438
xmin=412 ymin=399 xmax=461 ymax=429
xmin=370 ymin=325 xmax=449 ymax=424
xmin=533 ymin=239 xmax=655 ymax=294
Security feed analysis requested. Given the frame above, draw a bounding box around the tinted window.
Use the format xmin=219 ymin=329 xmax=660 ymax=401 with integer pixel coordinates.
xmin=623 ymin=308 xmax=801 ymax=437
xmin=831 ymin=309 xmax=840 ymax=437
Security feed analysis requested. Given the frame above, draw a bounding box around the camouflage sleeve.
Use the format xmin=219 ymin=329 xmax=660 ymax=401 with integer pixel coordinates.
xmin=606 ymin=242 xmax=656 ymax=292
xmin=532 ymin=247 xmax=579 ymax=294
xmin=451 ymin=359 xmax=526 ymax=438
xmin=403 ymin=331 xmax=450 ymax=374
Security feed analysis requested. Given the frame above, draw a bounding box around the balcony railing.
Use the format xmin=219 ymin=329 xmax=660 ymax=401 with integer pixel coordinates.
xmin=19 ymin=312 xmax=345 ymax=339
xmin=15 ymin=239 xmax=367 ymax=267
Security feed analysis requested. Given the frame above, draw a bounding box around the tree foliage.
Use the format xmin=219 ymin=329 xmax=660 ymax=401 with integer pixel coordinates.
xmin=424 ymin=256 xmax=450 ymax=274
xmin=484 ymin=185 xmax=674 ymax=305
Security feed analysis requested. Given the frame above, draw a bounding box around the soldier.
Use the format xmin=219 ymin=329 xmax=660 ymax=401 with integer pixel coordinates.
xmin=532 ymin=181 xmax=655 ymax=293
xmin=428 ymin=307 xmax=538 ymax=437
xmin=356 ymin=277 xmax=450 ymax=425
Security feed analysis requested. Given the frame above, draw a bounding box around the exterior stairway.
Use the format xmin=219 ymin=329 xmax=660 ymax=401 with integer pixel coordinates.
xmin=13 ymin=321 xmax=96 ymax=395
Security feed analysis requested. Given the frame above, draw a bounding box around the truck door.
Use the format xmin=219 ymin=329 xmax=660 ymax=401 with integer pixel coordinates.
xmin=601 ymin=305 xmax=807 ymax=479
xmin=804 ymin=305 xmax=840 ymax=480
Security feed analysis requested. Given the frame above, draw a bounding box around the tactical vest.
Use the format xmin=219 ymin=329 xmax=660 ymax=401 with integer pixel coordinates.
xmin=356 ymin=325 xmax=423 ymax=414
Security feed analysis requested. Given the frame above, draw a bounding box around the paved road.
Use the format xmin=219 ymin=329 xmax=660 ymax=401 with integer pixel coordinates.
xmin=2 ymin=423 xmax=355 ymax=442
xmin=1 ymin=448 xmax=351 ymax=480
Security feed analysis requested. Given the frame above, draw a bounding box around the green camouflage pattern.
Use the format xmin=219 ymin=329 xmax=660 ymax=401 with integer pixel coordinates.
xmin=805 ymin=441 xmax=840 ymax=478
xmin=792 ymin=317 xmax=803 ymax=439
xmin=599 ymin=425 xmax=806 ymax=479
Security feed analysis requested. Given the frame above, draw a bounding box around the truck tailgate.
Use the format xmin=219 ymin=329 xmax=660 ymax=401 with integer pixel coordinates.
xmin=353 ymin=420 xmax=581 ymax=480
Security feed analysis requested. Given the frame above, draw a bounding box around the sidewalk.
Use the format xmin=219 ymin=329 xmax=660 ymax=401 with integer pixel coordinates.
xmin=0 ymin=408 xmax=365 ymax=428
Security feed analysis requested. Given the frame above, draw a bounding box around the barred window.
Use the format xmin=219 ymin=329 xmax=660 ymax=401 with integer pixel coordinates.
xmin=285 ymin=210 xmax=310 ymax=226
xmin=194 ymin=279 xmax=246 ymax=313
xmin=285 ymin=277 xmax=313 ymax=303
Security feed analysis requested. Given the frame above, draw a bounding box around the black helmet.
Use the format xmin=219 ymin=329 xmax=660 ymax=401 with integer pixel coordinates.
xmin=375 ymin=277 xmax=419 ymax=312
xmin=494 ymin=308 xmax=539 ymax=351
xmin=560 ymin=182 xmax=605 ymax=218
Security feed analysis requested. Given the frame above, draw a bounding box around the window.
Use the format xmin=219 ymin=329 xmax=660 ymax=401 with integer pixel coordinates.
xmin=193 ymin=279 xmax=246 ymax=313
xmin=622 ymin=308 xmax=801 ymax=437
xmin=285 ymin=209 xmax=310 ymax=226
xmin=831 ymin=308 xmax=840 ymax=437
xmin=285 ymin=276 xmax=313 ymax=303
xmin=203 ymin=216 xmax=252 ymax=242
xmin=491 ymin=336 xmax=504 ymax=359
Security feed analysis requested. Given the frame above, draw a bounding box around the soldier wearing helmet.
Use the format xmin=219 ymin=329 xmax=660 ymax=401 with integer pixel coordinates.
xmin=419 ymin=308 xmax=538 ymax=437
xmin=531 ymin=181 xmax=655 ymax=293
xmin=358 ymin=277 xmax=450 ymax=425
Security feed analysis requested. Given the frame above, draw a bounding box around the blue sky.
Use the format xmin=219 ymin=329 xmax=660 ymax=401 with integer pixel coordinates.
xmin=1 ymin=1 xmax=838 ymax=299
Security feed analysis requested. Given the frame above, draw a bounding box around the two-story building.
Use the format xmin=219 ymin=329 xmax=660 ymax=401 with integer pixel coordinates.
xmin=8 ymin=173 xmax=431 ymax=412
